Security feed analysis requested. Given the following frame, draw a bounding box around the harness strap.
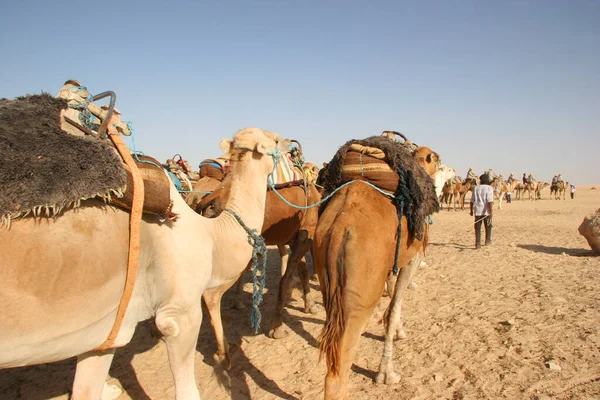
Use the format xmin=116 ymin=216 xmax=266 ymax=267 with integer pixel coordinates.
xmin=96 ymin=132 xmax=145 ymax=351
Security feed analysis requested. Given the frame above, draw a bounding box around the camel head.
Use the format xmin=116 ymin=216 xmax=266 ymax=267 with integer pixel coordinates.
xmin=414 ymin=147 xmax=441 ymax=177
xmin=219 ymin=127 xmax=292 ymax=176
xmin=316 ymin=162 xmax=329 ymax=188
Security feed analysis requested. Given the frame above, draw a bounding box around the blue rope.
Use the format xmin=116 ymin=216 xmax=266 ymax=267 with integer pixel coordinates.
xmin=166 ymin=170 xmax=182 ymax=191
xmin=223 ymin=208 xmax=267 ymax=333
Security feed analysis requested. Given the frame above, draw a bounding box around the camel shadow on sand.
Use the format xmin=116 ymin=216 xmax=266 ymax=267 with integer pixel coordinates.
xmin=518 ymin=244 xmax=596 ymax=257
xmin=0 ymin=319 xmax=160 ymax=400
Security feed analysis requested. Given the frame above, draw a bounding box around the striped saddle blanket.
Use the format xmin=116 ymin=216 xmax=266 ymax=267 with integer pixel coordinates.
xmin=270 ymin=153 xmax=305 ymax=188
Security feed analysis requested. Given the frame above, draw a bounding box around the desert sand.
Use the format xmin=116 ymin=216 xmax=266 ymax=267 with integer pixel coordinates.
xmin=1 ymin=186 xmax=599 ymax=400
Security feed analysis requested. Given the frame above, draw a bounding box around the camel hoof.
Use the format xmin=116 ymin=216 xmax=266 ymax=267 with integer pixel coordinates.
xmin=213 ymin=351 xmax=232 ymax=370
xmin=304 ymin=301 xmax=320 ymax=314
xmin=101 ymin=382 xmax=123 ymax=400
xmin=394 ymin=328 xmax=407 ymax=340
xmin=268 ymin=326 xmax=289 ymax=339
xmin=375 ymin=370 xmax=401 ymax=385
xmin=232 ymin=301 xmax=246 ymax=310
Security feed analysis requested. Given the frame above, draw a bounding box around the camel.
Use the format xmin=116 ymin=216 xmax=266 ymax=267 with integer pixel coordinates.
xmin=452 ymin=179 xmax=474 ymax=210
xmin=440 ymin=179 xmax=456 ymax=210
xmin=514 ymin=182 xmax=524 ymax=200
xmin=314 ymin=140 xmax=439 ymax=400
xmin=196 ymin=177 xmax=321 ymax=367
xmin=490 ymin=177 xmax=521 ymax=210
xmin=433 ymin=164 xmax=455 ymax=199
xmin=0 ymin=127 xmax=289 ymax=399
xmin=185 ymin=156 xmax=231 ymax=209
xmin=578 ymin=208 xmax=600 ymax=255
xmin=551 ymin=181 xmax=568 ymax=200
xmin=522 ymin=181 xmax=539 ymax=200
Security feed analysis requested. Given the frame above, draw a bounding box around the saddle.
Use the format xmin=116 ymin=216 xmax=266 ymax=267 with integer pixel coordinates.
xmin=111 ymin=155 xmax=174 ymax=218
xmin=199 ymin=155 xmax=230 ymax=181
xmin=340 ymin=143 xmax=399 ymax=192
xmin=0 ymin=80 xmax=177 ymax=227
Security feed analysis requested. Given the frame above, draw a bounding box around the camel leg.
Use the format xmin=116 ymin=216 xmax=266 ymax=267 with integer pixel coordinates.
xmin=158 ymin=304 xmax=202 ymax=400
xmin=324 ymin=303 xmax=377 ymax=400
xmin=203 ymin=280 xmax=238 ymax=370
xmin=278 ymin=244 xmax=289 ymax=277
xmin=72 ymin=349 xmax=116 ymax=400
xmin=324 ymin=259 xmax=386 ymax=399
xmin=269 ymin=234 xmax=313 ymax=339
xmin=376 ymin=254 xmax=422 ymax=385
xmin=298 ymin=256 xmax=319 ymax=314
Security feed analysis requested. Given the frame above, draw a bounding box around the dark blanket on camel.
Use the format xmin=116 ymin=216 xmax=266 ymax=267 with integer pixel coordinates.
xmin=0 ymin=93 xmax=127 ymax=225
xmin=320 ymin=135 xmax=439 ymax=240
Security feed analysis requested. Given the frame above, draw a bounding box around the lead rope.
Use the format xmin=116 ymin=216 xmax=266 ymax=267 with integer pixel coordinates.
xmin=223 ymin=208 xmax=267 ymax=334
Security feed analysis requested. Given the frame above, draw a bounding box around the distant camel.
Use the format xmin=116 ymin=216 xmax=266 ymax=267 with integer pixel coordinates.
xmin=551 ymin=181 xmax=568 ymax=200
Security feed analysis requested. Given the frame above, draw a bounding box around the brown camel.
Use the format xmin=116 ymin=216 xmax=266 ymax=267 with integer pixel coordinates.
xmin=314 ymin=140 xmax=439 ymax=399
xmin=197 ymin=176 xmax=321 ymax=367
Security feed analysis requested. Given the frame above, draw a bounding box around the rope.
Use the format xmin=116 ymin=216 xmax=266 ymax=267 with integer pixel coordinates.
xmin=223 ymin=208 xmax=267 ymax=333
xmin=66 ymin=86 xmax=97 ymax=131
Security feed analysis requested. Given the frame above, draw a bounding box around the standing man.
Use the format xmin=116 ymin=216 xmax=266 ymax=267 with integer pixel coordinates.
xmin=470 ymin=174 xmax=494 ymax=249
xmin=570 ymin=184 xmax=576 ymax=199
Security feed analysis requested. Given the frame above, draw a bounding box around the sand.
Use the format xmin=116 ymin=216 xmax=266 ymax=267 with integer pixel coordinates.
xmin=2 ymin=186 xmax=599 ymax=400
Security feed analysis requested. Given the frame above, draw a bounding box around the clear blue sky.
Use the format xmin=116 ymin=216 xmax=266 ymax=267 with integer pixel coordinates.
xmin=2 ymin=0 xmax=598 ymax=184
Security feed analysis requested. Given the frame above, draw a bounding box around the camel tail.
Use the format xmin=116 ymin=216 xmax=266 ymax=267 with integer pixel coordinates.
xmin=319 ymin=227 xmax=351 ymax=375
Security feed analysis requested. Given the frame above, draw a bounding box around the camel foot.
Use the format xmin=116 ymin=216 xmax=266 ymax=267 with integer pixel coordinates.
xmin=408 ymin=281 xmax=418 ymax=289
xmin=394 ymin=328 xmax=407 ymax=341
xmin=232 ymin=300 xmax=246 ymax=310
xmin=213 ymin=351 xmax=232 ymax=370
xmin=102 ymin=382 xmax=123 ymax=400
xmin=268 ymin=326 xmax=289 ymax=339
xmin=375 ymin=370 xmax=401 ymax=385
xmin=304 ymin=300 xmax=320 ymax=314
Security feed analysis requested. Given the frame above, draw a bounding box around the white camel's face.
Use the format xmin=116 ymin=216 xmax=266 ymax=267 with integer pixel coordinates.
xmin=219 ymin=128 xmax=292 ymax=174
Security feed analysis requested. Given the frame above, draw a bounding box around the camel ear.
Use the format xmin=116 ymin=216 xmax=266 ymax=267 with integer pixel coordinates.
xmin=277 ymin=138 xmax=292 ymax=153
xmin=255 ymin=140 xmax=269 ymax=155
xmin=322 ymin=162 xmax=329 ymax=168
xmin=219 ymin=139 xmax=233 ymax=153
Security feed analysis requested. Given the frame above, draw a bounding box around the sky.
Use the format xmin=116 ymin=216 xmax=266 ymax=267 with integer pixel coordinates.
xmin=1 ymin=0 xmax=599 ymax=185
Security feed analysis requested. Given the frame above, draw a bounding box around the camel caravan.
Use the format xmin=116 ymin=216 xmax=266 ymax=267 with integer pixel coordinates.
xmin=1 ymin=80 xmax=591 ymax=399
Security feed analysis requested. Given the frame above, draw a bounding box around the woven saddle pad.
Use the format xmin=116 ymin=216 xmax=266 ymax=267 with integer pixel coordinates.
xmin=340 ymin=144 xmax=399 ymax=192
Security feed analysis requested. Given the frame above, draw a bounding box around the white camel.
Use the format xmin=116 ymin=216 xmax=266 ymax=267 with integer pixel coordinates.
xmin=0 ymin=127 xmax=289 ymax=399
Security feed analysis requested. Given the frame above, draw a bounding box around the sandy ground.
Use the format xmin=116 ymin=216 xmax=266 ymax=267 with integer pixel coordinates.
xmin=2 ymin=186 xmax=599 ymax=400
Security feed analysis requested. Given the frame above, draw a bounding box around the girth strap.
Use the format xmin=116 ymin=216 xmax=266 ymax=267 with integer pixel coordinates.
xmin=96 ymin=132 xmax=145 ymax=351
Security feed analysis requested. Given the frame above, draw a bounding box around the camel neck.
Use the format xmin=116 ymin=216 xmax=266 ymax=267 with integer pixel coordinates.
xmin=207 ymin=155 xmax=270 ymax=286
